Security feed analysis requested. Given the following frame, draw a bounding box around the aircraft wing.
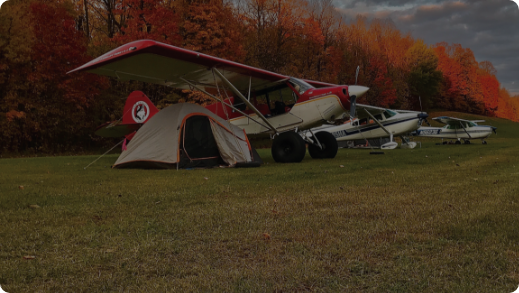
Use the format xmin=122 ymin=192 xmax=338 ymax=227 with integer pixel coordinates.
xmin=94 ymin=121 xmax=141 ymax=138
xmin=304 ymin=79 xmax=336 ymax=88
xmin=355 ymin=104 xmax=386 ymax=119
xmin=433 ymin=116 xmax=484 ymax=126
xmin=68 ymin=39 xmax=288 ymax=93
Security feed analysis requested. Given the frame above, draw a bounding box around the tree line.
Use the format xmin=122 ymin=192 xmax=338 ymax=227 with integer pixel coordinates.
xmin=1 ymin=0 xmax=518 ymax=153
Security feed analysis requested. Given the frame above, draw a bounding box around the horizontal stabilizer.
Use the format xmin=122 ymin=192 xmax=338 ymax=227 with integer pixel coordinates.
xmin=94 ymin=121 xmax=141 ymax=138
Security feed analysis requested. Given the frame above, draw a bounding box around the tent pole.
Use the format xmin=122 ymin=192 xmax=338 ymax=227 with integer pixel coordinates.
xmin=84 ymin=139 xmax=124 ymax=169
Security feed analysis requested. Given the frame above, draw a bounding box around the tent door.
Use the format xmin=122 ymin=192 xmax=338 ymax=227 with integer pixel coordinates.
xmin=179 ymin=115 xmax=224 ymax=168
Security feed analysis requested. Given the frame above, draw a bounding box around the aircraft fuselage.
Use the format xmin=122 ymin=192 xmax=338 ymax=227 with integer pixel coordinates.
xmin=413 ymin=126 xmax=494 ymax=140
xmin=309 ymin=111 xmax=422 ymax=141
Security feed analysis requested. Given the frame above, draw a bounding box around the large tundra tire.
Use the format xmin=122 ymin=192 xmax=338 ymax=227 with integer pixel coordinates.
xmin=271 ymin=132 xmax=306 ymax=163
xmin=308 ymin=131 xmax=338 ymax=159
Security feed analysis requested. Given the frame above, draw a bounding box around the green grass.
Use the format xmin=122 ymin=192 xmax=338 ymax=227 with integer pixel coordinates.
xmin=1 ymin=112 xmax=519 ymax=292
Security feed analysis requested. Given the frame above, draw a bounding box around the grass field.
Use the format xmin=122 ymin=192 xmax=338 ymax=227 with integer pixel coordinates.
xmin=1 ymin=112 xmax=519 ymax=292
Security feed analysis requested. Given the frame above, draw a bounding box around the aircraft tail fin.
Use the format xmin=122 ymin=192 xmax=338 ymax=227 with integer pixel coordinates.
xmin=122 ymin=91 xmax=159 ymax=125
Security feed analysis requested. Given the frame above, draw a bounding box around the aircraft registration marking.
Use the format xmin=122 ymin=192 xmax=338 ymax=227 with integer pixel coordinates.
xmin=332 ymin=130 xmax=348 ymax=138
xmin=417 ymin=129 xmax=441 ymax=135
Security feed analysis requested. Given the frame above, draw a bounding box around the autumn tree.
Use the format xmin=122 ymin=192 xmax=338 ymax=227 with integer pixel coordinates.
xmin=0 ymin=0 xmax=108 ymax=153
xmin=405 ymin=40 xmax=442 ymax=110
xmin=334 ymin=17 xmax=400 ymax=107
xmin=475 ymin=61 xmax=499 ymax=115
xmin=111 ymin=0 xmax=181 ymax=46
xmin=242 ymin=0 xmax=313 ymax=74
xmin=180 ymin=0 xmax=246 ymax=62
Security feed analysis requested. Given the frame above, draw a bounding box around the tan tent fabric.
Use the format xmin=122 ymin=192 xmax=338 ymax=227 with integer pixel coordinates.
xmin=209 ymin=120 xmax=251 ymax=165
xmin=113 ymin=103 xmax=255 ymax=168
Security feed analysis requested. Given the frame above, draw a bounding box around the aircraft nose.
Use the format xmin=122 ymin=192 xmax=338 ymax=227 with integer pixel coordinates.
xmin=348 ymin=85 xmax=369 ymax=98
xmin=418 ymin=113 xmax=429 ymax=119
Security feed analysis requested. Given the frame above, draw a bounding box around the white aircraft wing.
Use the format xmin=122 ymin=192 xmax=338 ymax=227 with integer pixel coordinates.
xmin=355 ymin=104 xmax=386 ymax=119
xmin=433 ymin=116 xmax=484 ymax=126
xmin=68 ymin=39 xmax=288 ymax=93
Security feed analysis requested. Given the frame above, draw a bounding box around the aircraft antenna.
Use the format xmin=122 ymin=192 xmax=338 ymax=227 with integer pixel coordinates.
xmin=355 ymin=66 xmax=360 ymax=85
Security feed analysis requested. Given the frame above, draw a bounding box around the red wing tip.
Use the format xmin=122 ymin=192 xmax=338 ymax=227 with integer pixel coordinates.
xmin=67 ymin=39 xmax=161 ymax=74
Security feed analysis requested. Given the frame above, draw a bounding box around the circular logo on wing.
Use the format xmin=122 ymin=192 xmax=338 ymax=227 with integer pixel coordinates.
xmin=132 ymin=101 xmax=150 ymax=123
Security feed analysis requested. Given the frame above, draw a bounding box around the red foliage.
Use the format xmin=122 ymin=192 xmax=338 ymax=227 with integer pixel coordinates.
xmin=0 ymin=2 xmax=109 ymax=152
xmin=113 ymin=0 xmax=181 ymax=46
xmin=477 ymin=74 xmax=499 ymax=115
xmin=364 ymin=56 xmax=397 ymax=107
xmin=29 ymin=2 xmax=107 ymax=109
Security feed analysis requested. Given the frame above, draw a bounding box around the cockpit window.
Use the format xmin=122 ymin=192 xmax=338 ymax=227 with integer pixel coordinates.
xmin=384 ymin=110 xmax=397 ymax=118
xmin=289 ymin=78 xmax=315 ymax=95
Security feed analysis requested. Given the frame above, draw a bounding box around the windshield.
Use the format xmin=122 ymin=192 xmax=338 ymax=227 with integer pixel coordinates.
xmin=289 ymin=78 xmax=315 ymax=95
xmin=384 ymin=110 xmax=397 ymax=118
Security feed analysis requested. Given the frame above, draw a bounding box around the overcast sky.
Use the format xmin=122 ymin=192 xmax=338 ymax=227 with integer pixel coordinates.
xmin=333 ymin=0 xmax=519 ymax=95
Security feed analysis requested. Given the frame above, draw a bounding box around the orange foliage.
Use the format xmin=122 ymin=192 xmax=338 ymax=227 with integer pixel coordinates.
xmin=496 ymin=88 xmax=519 ymax=122
xmin=432 ymin=42 xmax=514 ymax=119
xmin=182 ymin=1 xmax=246 ymax=62
xmin=112 ymin=0 xmax=181 ymax=46
xmin=5 ymin=110 xmax=26 ymax=122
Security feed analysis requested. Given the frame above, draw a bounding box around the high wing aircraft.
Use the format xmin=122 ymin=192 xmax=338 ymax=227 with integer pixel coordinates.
xmin=303 ymin=104 xmax=429 ymax=149
xmin=68 ymin=39 xmax=369 ymax=163
xmin=412 ymin=116 xmax=497 ymax=144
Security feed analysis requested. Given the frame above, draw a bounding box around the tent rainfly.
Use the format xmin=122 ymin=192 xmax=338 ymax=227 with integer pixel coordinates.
xmin=113 ymin=103 xmax=261 ymax=169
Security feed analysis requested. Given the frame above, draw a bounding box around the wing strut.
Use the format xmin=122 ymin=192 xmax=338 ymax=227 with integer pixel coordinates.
xmin=213 ymin=68 xmax=279 ymax=134
xmin=179 ymin=77 xmax=272 ymax=131
xmin=363 ymin=108 xmax=393 ymax=142
xmin=460 ymin=122 xmax=472 ymax=139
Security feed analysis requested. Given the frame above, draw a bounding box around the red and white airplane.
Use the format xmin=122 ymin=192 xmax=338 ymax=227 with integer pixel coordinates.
xmin=69 ymin=39 xmax=369 ymax=163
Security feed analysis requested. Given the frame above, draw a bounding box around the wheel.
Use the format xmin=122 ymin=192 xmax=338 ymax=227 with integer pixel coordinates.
xmin=308 ymin=131 xmax=338 ymax=159
xmin=455 ymin=140 xmax=461 ymax=145
xmin=482 ymin=140 xmax=487 ymax=145
xmin=271 ymin=131 xmax=306 ymax=163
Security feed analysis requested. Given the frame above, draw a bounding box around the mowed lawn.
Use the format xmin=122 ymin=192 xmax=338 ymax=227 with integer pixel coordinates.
xmin=1 ymin=112 xmax=519 ymax=292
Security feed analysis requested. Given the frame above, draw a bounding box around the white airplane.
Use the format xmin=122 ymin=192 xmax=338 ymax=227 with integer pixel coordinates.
xmin=303 ymin=104 xmax=429 ymax=149
xmin=412 ymin=116 xmax=497 ymax=144
xmin=68 ymin=39 xmax=370 ymax=163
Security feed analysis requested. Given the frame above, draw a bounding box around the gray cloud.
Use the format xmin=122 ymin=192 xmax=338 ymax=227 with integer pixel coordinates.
xmin=333 ymin=0 xmax=519 ymax=94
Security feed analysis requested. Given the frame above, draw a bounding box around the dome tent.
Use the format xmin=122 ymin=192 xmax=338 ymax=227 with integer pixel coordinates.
xmin=113 ymin=103 xmax=261 ymax=169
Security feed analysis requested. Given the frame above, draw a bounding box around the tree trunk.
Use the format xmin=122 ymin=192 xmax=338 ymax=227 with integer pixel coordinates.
xmin=84 ymin=0 xmax=90 ymax=40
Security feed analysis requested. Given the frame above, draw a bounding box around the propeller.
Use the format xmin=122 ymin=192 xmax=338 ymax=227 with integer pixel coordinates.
xmin=350 ymin=95 xmax=357 ymax=119
xmin=492 ymin=126 xmax=497 ymax=134
xmin=418 ymin=96 xmax=431 ymax=126
xmin=348 ymin=66 xmax=365 ymax=119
